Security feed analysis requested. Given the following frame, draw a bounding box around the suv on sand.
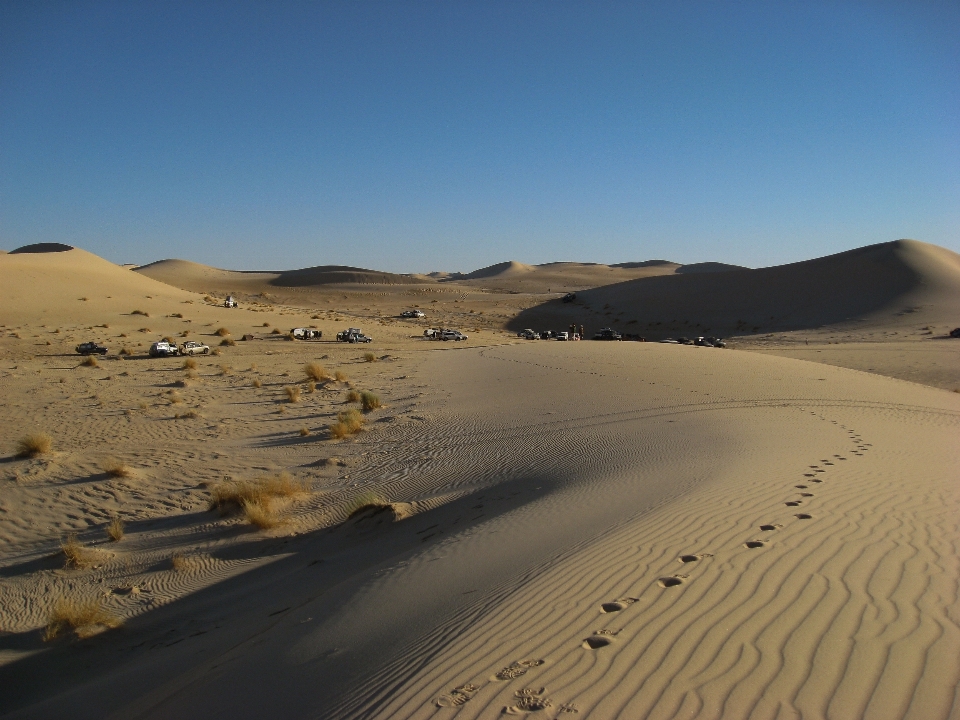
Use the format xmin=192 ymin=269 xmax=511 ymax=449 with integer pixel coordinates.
xmin=149 ymin=341 xmax=179 ymax=357
xmin=179 ymin=341 xmax=210 ymax=355
xmin=76 ymin=342 xmax=108 ymax=355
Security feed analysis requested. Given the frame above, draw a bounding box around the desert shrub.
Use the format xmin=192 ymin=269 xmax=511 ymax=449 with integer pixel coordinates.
xmin=81 ymin=356 xmax=99 ymax=368
xmin=345 ymin=491 xmax=390 ymax=518
xmin=215 ymin=327 xmax=231 ymax=336
xmin=183 ymin=357 xmax=198 ymax=370
xmin=131 ymin=310 xmax=149 ymax=317
xmin=208 ymin=472 xmax=305 ymax=511
xmin=360 ymin=391 xmax=382 ymax=412
xmin=60 ymin=535 xmax=97 ymax=569
xmin=212 ymin=348 xmax=222 ymax=356
xmin=171 ymin=552 xmax=190 ymax=571
xmin=306 ymin=380 xmax=316 ymax=393
xmin=271 ymin=328 xmax=281 ymax=334
xmin=243 ymin=500 xmax=280 ymax=529
xmin=163 ymin=336 xmax=175 ymax=344
xmin=184 ymin=369 xmax=199 ymax=380
xmin=334 ymin=370 xmax=348 ymax=382
xmin=167 ymin=390 xmax=184 ymax=404
xmin=219 ymin=365 xmax=232 ymax=376
xmin=363 ymin=353 xmax=376 ymax=362
xmin=101 ymin=457 xmax=133 ymax=478
xmin=138 ymin=327 xmax=151 ymax=333
xmin=106 ymin=517 xmax=124 ymax=542
xmin=43 ymin=597 xmax=121 ymax=641
xmin=171 ymin=312 xmax=183 ymax=318
xmin=119 ymin=346 xmax=132 ymax=355
xmin=180 ymin=330 xmax=190 ymax=337
xmin=345 ymin=389 xmax=361 ymax=403
xmin=262 ymin=322 xmax=270 ymax=327
xmin=304 ymin=362 xmax=330 ymax=382
xmin=285 ymin=385 xmax=302 ymax=403
xmin=251 ymin=378 xmax=262 ymax=388
xmin=328 ymin=409 xmax=365 ymax=439
xmin=299 ymin=426 xmax=310 ymax=436
xmin=17 ymin=432 xmax=52 ymax=457
xmin=220 ymin=337 xmax=236 ymax=346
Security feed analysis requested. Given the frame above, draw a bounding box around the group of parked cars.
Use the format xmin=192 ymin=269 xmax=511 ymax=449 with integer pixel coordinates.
xmin=336 ymin=328 xmax=373 ymax=343
xmin=660 ymin=336 xmax=727 ymax=347
xmin=149 ymin=340 xmax=211 ymax=357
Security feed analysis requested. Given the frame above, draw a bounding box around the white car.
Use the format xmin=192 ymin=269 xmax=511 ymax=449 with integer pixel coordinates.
xmin=556 ymin=332 xmax=569 ymax=341
xmin=179 ymin=341 xmax=210 ymax=355
xmin=518 ymin=329 xmax=540 ymax=340
xmin=441 ymin=330 xmax=467 ymax=341
xmin=149 ymin=341 xmax=179 ymax=357
xmin=400 ymin=310 xmax=425 ymax=319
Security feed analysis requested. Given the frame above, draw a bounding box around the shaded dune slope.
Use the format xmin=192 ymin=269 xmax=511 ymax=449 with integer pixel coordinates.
xmin=509 ymin=240 xmax=960 ymax=336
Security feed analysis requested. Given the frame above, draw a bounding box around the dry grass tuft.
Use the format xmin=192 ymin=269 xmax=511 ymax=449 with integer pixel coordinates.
xmin=43 ymin=597 xmax=121 ymax=641
xmin=17 ymin=432 xmax=52 ymax=457
xmin=101 ymin=457 xmax=133 ymax=478
xmin=131 ymin=309 xmax=149 ymax=316
xmin=360 ymin=391 xmax=382 ymax=412
xmin=168 ymin=390 xmax=184 ymax=404
xmin=345 ymin=491 xmax=391 ymax=518
xmin=219 ymin=364 xmax=232 ymax=376
xmin=252 ymin=378 xmax=262 ymax=388
xmin=220 ymin=337 xmax=236 ymax=346
xmin=106 ymin=517 xmax=124 ymax=542
xmin=304 ymin=362 xmax=330 ymax=382
xmin=119 ymin=346 xmax=132 ymax=355
xmin=363 ymin=352 xmax=377 ymax=362
xmin=171 ymin=552 xmax=194 ymax=571
xmin=243 ymin=500 xmax=280 ymax=529
xmin=334 ymin=370 xmax=348 ymax=382
xmin=328 ymin=408 xmax=366 ymax=439
xmin=299 ymin=426 xmax=310 ymax=436
xmin=285 ymin=385 xmax=302 ymax=402
xmin=271 ymin=328 xmax=282 ymax=334
xmin=215 ymin=327 xmax=231 ymax=336
xmin=81 ymin=356 xmax=99 ymax=367
xmin=306 ymin=380 xmax=316 ymax=393
xmin=60 ymin=535 xmax=98 ymax=569
xmin=183 ymin=357 xmax=198 ymax=370
xmin=345 ymin=389 xmax=361 ymax=403
xmin=175 ymin=409 xmax=201 ymax=419
xmin=184 ymin=369 xmax=199 ymax=380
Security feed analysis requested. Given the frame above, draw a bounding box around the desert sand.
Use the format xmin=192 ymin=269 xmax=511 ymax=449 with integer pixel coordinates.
xmin=1 ymin=242 xmax=958 ymax=719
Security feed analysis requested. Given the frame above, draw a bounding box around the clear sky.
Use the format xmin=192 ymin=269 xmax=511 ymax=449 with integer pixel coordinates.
xmin=1 ymin=1 xmax=957 ymax=273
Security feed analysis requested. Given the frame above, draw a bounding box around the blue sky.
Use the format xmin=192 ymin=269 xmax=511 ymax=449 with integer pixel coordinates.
xmin=1 ymin=1 xmax=957 ymax=273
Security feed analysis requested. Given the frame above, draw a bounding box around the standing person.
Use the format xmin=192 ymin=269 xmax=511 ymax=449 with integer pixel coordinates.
xmin=580 ymin=325 xmax=585 ymax=340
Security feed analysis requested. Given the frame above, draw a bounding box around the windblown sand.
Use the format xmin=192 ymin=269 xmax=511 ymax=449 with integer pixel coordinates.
xmin=1 ymin=246 xmax=958 ymax=719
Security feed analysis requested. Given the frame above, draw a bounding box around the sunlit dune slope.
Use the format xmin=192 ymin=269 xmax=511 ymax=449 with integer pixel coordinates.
xmin=509 ymin=239 xmax=960 ymax=337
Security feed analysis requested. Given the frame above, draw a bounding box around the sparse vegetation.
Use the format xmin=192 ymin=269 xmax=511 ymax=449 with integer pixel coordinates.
xmin=363 ymin=352 xmax=377 ymax=362
xmin=106 ymin=517 xmax=124 ymax=542
xmin=360 ymin=391 xmax=382 ymax=411
xmin=306 ymin=380 xmax=316 ymax=393
xmin=271 ymin=328 xmax=281 ymax=334
xmin=285 ymin=385 xmax=302 ymax=402
xmin=60 ymin=535 xmax=97 ymax=569
xmin=17 ymin=432 xmax=52 ymax=457
xmin=304 ymin=362 xmax=330 ymax=382
xmin=81 ymin=356 xmax=99 ymax=367
xmin=328 ymin=408 xmax=365 ymax=439
xmin=131 ymin=309 xmax=149 ymax=317
xmin=252 ymin=378 xmax=262 ymax=388
xmin=208 ymin=472 xmax=307 ymax=529
xmin=243 ymin=500 xmax=280 ymax=529
xmin=346 ymin=389 xmax=361 ymax=403
xmin=334 ymin=370 xmax=348 ymax=382
xmin=101 ymin=457 xmax=133 ymax=478
xmin=183 ymin=357 xmax=198 ymax=369
xmin=119 ymin=346 xmax=132 ymax=355
xmin=171 ymin=552 xmax=190 ymax=571
xmin=299 ymin=426 xmax=310 ymax=436
xmin=43 ymin=597 xmax=121 ymax=641
xmin=345 ymin=491 xmax=390 ymax=518
xmin=168 ymin=390 xmax=184 ymax=404
xmin=220 ymin=337 xmax=236 ymax=346
xmin=219 ymin=364 xmax=232 ymax=376
xmin=215 ymin=327 xmax=231 ymax=336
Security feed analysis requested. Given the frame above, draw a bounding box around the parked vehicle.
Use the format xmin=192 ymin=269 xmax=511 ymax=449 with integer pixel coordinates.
xmin=706 ymin=337 xmax=726 ymax=347
xmin=400 ymin=310 xmax=425 ymax=319
xmin=676 ymin=337 xmax=694 ymax=345
xmin=179 ymin=341 xmax=210 ymax=355
xmin=224 ymin=295 xmax=238 ymax=308
xmin=659 ymin=339 xmax=680 ymax=344
xmin=441 ymin=330 xmax=468 ymax=341
xmin=424 ymin=328 xmax=439 ymax=339
xmin=336 ymin=328 xmax=372 ymax=343
xmin=950 ymin=328 xmax=960 ymax=338
xmin=557 ymin=332 xmax=569 ymax=341
xmin=518 ymin=329 xmax=540 ymax=340
xmin=540 ymin=330 xmax=556 ymax=339
xmin=593 ymin=327 xmax=622 ymax=341
xmin=562 ymin=293 xmax=576 ymax=303
xmin=291 ymin=327 xmax=322 ymax=340
xmin=149 ymin=340 xmax=179 ymax=357
xmin=76 ymin=341 xmax=108 ymax=355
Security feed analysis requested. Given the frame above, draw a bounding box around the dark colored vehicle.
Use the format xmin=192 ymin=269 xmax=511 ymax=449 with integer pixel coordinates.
xmin=76 ymin=341 xmax=108 ymax=355
xmin=950 ymin=328 xmax=960 ymax=338
xmin=336 ymin=328 xmax=373 ymax=343
xmin=705 ymin=336 xmax=726 ymax=348
xmin=593 ymin=327 xmax=622 ymax=341
xmin=562 ymin=293 xmax=576 ymax=303
xmin=676 ymin=337 xmax=694 ymax=345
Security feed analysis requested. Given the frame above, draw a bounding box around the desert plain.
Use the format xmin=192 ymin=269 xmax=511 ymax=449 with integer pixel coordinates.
xmin=0 ymin=239 xmax=958 ymax=719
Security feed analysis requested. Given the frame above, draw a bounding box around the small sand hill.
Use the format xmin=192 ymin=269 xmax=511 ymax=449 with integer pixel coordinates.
xmin=0 ymin=246 xmax=194 ymax=325
xmin=460 ymin=260 xmax=537 ymax=279
xmin=135 ymin=259 xmax=423 ymax=297
xmin=510 ymin=239 xmax=960 ymax=337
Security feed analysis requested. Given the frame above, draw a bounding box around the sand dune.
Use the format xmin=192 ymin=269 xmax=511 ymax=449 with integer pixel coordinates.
xmin=510 ymin=239 xmax=960 ymax=338
xmin=1 ymin=242 xmax=959 ymax=719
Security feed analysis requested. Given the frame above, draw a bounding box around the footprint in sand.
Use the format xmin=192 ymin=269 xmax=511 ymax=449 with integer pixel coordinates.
xmin=600 ymin=597 xmax=638 ymax=613
xmin=558 ymin=703 xmax=580 ymax=714
xmin=493 ymin=659 xmax=545 ymax=681
xmin=795 ymin=513 xmax=813 ymax=520
xmin=435 ymin=683 xmax=480 ymax=708
xmin=503 ymin=687 xmax=552 ymax=714
xmin=759 ymin=523 xmax=782 ymax=531
xmin=785 ymin=501 xmax=801 ymax=507
xmin=678 ymin=553 xmax=713 ymax=563
xmin=744 ymin=540 xmax=765 ymax=548
xmin=583 ymin=634 xmax=616 ymax=649
xmin=658 ymin=575 xmax=685 ymax=588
